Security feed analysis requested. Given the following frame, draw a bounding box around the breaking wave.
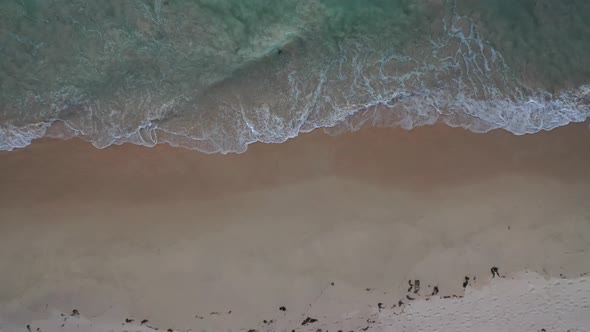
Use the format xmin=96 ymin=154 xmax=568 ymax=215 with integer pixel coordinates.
xmin=1 ymin=0 xmax=589 ymax=153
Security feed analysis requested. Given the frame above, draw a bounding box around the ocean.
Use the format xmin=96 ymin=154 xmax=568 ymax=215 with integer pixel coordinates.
xmin=1 ymin=0 xmax=589 ymax=153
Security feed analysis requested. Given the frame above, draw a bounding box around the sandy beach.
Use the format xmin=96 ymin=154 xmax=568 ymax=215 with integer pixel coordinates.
xmin=1 ymin=124 xmax=590 ymax=331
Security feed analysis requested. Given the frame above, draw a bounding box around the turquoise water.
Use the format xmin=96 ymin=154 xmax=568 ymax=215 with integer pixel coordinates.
xmin=1 ymin=0 xmax=589 ymax=152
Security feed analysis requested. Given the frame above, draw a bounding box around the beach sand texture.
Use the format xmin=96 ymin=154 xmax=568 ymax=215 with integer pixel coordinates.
xmin=1 ymin=124 xmax=589 ymax=331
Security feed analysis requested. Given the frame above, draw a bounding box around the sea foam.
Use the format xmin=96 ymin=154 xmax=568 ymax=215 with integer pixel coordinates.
xmin=1 ymin=0 xmax=589 ymax=153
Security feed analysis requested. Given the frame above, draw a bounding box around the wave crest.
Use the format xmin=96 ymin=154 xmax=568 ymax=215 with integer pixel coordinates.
xmin=1 ymin=0 xmax=589 ymax=153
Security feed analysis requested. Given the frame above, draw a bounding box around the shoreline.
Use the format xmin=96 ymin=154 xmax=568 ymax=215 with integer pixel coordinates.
xmin=1 ymin=123 xmax=589 ymax=331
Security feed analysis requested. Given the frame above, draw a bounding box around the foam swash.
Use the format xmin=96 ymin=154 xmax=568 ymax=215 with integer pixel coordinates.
xmin=1 ymin=0 xmax=589 ymax=152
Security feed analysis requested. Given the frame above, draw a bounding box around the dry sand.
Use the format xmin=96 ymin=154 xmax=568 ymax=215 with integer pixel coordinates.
xmin=0 ymin=124 xmax=589 ymax=331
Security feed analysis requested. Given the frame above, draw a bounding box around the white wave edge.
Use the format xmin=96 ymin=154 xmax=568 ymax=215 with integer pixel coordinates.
xmin=1 ymin=84 xmax=589 ymax=154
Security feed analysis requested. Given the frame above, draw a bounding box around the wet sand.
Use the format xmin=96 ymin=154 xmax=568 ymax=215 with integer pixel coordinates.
xmin=1 ymin=124 xmax=590 ymax=331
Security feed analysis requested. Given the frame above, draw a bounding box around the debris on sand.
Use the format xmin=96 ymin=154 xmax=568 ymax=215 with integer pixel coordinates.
xmin=431 ymin=286 xmax=439 ymax=296
xmin=463 ymin=276 xmax=470 ymax=288
xmin=301 ymin=317 xmax=318 ymax=326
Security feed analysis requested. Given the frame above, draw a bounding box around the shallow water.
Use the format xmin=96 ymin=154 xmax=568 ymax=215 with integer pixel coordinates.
xmin=1 ymin=0 xmax=589 ymax=152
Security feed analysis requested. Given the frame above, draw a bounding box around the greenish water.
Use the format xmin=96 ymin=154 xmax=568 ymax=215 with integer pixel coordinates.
xmin=1 ymin=0 xmax=589 ymax=152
